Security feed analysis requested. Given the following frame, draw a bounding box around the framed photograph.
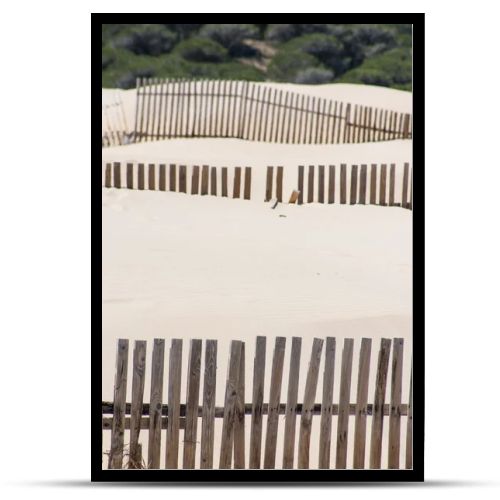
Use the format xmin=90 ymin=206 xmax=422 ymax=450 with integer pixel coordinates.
xmin=94 ymin=14 xmax=424 ymax=482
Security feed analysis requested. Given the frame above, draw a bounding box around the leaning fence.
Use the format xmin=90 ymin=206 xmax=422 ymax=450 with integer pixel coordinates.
xmin=129 ymin=78 xmax=412 ymax=145
xmin=102 ymin=336 xmax=412 ymax=470
xmin=102 ymin=161 xmax=412 ymax=210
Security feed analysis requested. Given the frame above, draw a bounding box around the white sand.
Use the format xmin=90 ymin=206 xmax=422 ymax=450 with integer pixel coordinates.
xmin=102 ymin=82 xmax=412 ymax=470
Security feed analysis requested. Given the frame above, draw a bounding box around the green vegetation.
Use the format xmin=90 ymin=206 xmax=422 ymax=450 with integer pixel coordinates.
xmin=102 ymin=23 xmax=412 ymax=90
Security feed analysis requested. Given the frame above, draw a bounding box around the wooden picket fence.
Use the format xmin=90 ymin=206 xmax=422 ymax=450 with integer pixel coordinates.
xmin=102 ymin=161 xmax=412 ymax=210
xmin=131 ymin=78 xmax=412 ymax=145
xmin=103 ymin=336 xmax=412 ymax=470
xmin=102 ymin=162 xmax=253 ymax=200
xmin=102 ymin=93 xmax=132 ymax=147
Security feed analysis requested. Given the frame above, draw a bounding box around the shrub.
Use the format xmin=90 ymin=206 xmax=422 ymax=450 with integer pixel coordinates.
xmin=116 ymin=68 xmax=156 ymax=89
xmin=294 ymin=67 xmax=334 ymax=84
xmin=174 ymin=38 xmax=228 ymax=63
xmin=199 ymin=24 xmax=259 ymax=49
xmin=267 ymin=50 xmax=323 ymax=82
xmin=285 ymin=34 xmax=343 ymax=67
xmin=164 ymin=24 xmax=202 ymax=39
xmin=116 ymin=25 xmax=177 ymax=56
xmin=265 ymin=24 xmax=298 ymax=42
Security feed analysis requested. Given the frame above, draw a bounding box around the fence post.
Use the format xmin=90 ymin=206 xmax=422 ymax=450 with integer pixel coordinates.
xmin=353 ymin=338 xmax=372 ymax=469
xmin=148 ymin=163 xmax=155 ymax=191
xmin=179 ymin=165 xmax=187 ymax=193
xmin=191 ymin=165 xmax=200 ymax=195
xmin=183 ymin=339 xmax=202 ymax=469
xmin=221 ymin=167 xmax=228 ymax=197
xmin=298 ymin=338 xmax=324 ymax=469
xmin=359 ymin=164 xmax=367 ymax=204
xmin=200 ymin=339 xmax=218 ymax=469
xmin=263 ymin=337 xmax=286 ymax=469
xmin=169 ymin=164 xmax=176 ymax=192
xmin=233 ymin=342 xmax=246 ymax=468
xmin=108 ymin=339 xmax=129 ymax=469
xmin=335 ymin=338 xmax=354 ymax=469
xmin=318 ymin=165 xmax=325 ymax=204
xmin=388 ymin=338 xmax=404 ymax=469
xmin=210 ymin=166 xmax=217 ymax=196
xmin=113 ymin=162 xmax=121 ymax=189
xmin=402 ymin=162 xmax=410 ymax=208
xmin=340 ymin=164 xmax=347 ymax=204
xmin=129 ymin=340 xmax=147 ymax=469
xmin=244 ymin=167 xmax=252 ymax=200
xmin=233 ymin=166 xmax=241 ymax=199
xmin=318 ymin=337 xmax=336 ymax=469
xmin=298 ymin=165 xmax=304 ymax=205
xmin=201 ymin=165 xmax=209 ymax=195
xmin=379 ymin=164 xmax=387 ymax=206
xmin=249 ymin=336 xmax=267 ymax=469
xmin=276 ymin=166 xmax=283 ymax=202
xmin=265 ymin=166 xmax=273 ymax=202
xmin=405 ymin=369 xmax=413 ymax=469
xmin=104 ymin=163 xmax=112 ymax=188
xmin=307 ymin=165 xmax=314 ymax=203
xmin=369 ymin=338 xmax=391 ymax=469
xmin=166 ymin=339 xmax=183 ymax=469
xmin=219 ymin=340 xmax=243 ymax=469
xmin=328 ymin=165 xmax=335 ymax=204
xmin=127 ymin=163 xmax=134 ymax=189
xmin=350 ymin=165 xmax=358 ymax=205
xmin=282 ymin=337 xmax=302 ymax=469
xmin=389 ymin=164 xmax=396 ymax=206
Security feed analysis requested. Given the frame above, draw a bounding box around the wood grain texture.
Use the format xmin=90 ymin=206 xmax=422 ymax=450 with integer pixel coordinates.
xmin=282 ymin=337 xmax=302 ymax=469
xmin=318 ymin=337 xmax=336 ymax=469
xmin=249 ymin=336 xmax=266 ymax=469
xmin=388 ymin=338 xmax=404 ymax=469
xmin=298 ymin=338 xmax=324 ymax=469
xmin=147 ymin=339 xmax=164 ymax=469
xmin=335 ymin=338 xmax=354 ymax=469
xmin=183 ymin=339 xmax=202 ymax=469
xmin=109 ymin=339 xmax=129 ymax=469
xmin=263 ymin=337 xmax=286 ymax=469
xmin=353 ymin=338 xmax=372 ymax=469
xmin=200 ymin=340 xmax=217 ymax=469
xmin=129 ymin=341 xmax=146 ymax=469
xmin=369 ymin=338 xmax=391 ymax=469
xmin=233 ymin=342 xmax=246 ymax=468
xmin=166 ymin=339 xmax=183 ymax=469
xmin=219 ymin=340 xmax=243 ymax=469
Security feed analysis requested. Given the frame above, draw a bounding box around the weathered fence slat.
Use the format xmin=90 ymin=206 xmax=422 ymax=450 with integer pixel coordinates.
xmin=380 ymin=164 xmax=387 ymax=206
xmin=201 ymin=165 xmax=209 ymax=195
xmin=265 ymin=166 xmax=273 ymax=202
xmin=389 ymin=164 xmax=396 ymax=206
xmin=138 ymin=163 xmax=145 ymax=190
xmin=159 ymin=164 xmax=166 ymax=191
xmin=109 ymin=339 xmax=129 ymax=469
xmin=249 ymin=336 xmax=267 ymax=469
xmin=104 ymin=163 xmax=112 ymax=188
xmin=233 ymin=342 xmax=246 ymax=468
xmin=276 ymin=166 xmax=283 ymax=203
xmin=210 ymin=166 xmax=217 ymax=196
xmin=350 ymin=165 xmax=358 ymax=205
xmin=147 ymin=338 xmax=165 ymax=469
xmin=388 ymin=338 xmax=404 ymax=469
xmin=336 ymin=338 xmax=354 ymax=469
xmin=298 ymin=338 xmax=324 ymax=469
xmin=221 ymin=167 xmax=228 ymax=197
xmin=191 ymin=165 xmax=200 ymax=195
xmin=166 ymin=339 xmax=183 ymax=469
xmin=370 ymin=164 xmax=377 ymax=204
xmin=282 ymin=337 xmax=302 ymax=469
xmin=129 ymin=340 xmax=146 ymax=469
xmin=169 ymin=164 xmax=176 ymax=192
xmin=298 ymin=165 xmax=304 ymax=205
xmin=307 ymin=165 xmax=314 ymax=203
xmin=219 ymin=340 xmax=243 ymax=469
xmin=244 ymin=167 xmax=252 ymax=200
xmin=200 ymin=339 xmax=217 ymax=469
xmin=369 ymin=338 xmax=392 ymax=469
xmin=340 ymin=164 xmax=347 ymax=204
xmin=148 ymin=163 xmax=155 ymax=191
xmin=406 ymin=368 xmax=413 ymax=469
xmin=318 ymin=165 xmax=325 ymax=203
xmin=113 ymin=162 xmax=121 ymax=189
xmin=233 ymin=166 xmax=241 ymax=199
xmin=359 ymin=164 xmax=367 ymax=204
xmin=328 ymin=165 xmax=335 ymax=204
xmin=353 ymin=338 xmax=372 ymax=469
xmin=318 ymin=337 xmax=336 ymax=469
xmin=183 ymin=339 xmax=202 ymax=469
xmin=126 ymin=163 xmax=134 ymax=189
xmin=179 ymin=165 xmax=187 ymax=193
xmin=402 ymin=162 xmax=410 ymax=208
xmin=263 ymin=337 xmax=286 ymax=469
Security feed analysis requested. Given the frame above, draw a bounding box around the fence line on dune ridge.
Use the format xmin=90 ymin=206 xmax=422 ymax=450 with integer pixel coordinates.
xmin=128 ymin=77 xmax=412 ymax=146
xmin=102 ymin=336 xmax=412 ymax=470
xmin=102 ymin=93 xmax=132 ymax=147
xmin=101 ymin=161 xmax=412 ymax=210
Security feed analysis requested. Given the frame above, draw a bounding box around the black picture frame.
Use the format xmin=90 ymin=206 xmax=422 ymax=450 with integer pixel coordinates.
xmin=93 ymin=13 xmax=424 ymax=483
